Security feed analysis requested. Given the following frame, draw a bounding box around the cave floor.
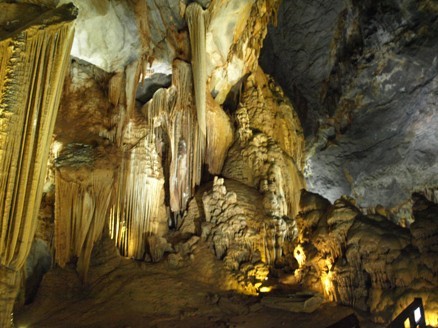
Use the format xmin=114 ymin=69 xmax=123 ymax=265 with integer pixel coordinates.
xmin=15 ymin=242 xmax=383 ymax=328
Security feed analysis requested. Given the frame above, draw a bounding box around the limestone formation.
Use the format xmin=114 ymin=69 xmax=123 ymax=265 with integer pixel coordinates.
xmin=295 ymin=191 xmax=438 ymax=325
xmin=0 ymin=0 xmax=437 ymax=327
xmin=261 ymin=0 xmax=438 ymax=217
xmin=207 ymin=0 xmax=281 ymax=103
xmin=55 ymin=145 xmax=116 ymax=281
xmin=0 ymin=4 xmax=76 ymax=326
xmin=223 ymin=68 xmax=305 ymax=220
xmin=186 ymin=2 xmax=207 ymax=141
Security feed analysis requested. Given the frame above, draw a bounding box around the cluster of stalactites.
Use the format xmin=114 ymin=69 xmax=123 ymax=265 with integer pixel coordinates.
xmin=109 ymin=138 xmax=166 ymax=259
xmin=55 ymin=167 xmax=114 ymax=281
xmin=0 ymin=4 xmax=76 ymax=327
xmin=142 ymin=60 xmax=205 ymax=214
xmin=109 ymin=60 xmax=205 ymax=258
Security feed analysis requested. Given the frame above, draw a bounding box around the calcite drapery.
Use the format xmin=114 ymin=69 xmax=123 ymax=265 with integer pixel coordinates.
xmin=54 ymin=145 xmax=115 ymax=281
xmin=109 ymin=115 xmax=167 ymax=259
xmin=0 ymin=4 xmax=76 ymax=326
xmin=110 ymin=60 xmax=205 ymax=258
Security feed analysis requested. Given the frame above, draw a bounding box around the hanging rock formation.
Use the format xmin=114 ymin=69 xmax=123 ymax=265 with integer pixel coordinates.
xmin=55 ymin=145 xmax=116 ymax=280
xmin=186 ymin=2 xmax=207 ymax=141
xmin=0 ymin=3 xmax=76 ymax=326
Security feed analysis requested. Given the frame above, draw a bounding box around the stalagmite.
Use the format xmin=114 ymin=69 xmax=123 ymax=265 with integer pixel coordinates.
xmin=186 ymin=3 xmax=207 ymax=145
xmin=0 ymin=4 xmax=76 ymax=326
xmin=222 ymin=69 xmax=305 ymax=220
xmin=201 ymin=177 xmax=292 ymax=293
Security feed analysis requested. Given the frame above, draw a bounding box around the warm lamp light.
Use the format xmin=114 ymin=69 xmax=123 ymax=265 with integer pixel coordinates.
xmin=294 ymin=245 xmax=306 ymax=268
xmin=259 ymin=286 xmax=272 ymax=293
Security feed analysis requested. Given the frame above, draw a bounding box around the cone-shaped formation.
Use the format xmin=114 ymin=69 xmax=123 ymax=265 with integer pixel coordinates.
xmin=0 ymin=4 xmax=76 ymax=326
xmin=186 ymin=3 xmax=207 ymax=145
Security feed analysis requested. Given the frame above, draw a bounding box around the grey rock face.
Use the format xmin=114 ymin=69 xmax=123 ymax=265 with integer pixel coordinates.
xmin=261 ymin=0 xmax=438 ymax=209
xmin=260 ymin=0 xmax=347 ymax=134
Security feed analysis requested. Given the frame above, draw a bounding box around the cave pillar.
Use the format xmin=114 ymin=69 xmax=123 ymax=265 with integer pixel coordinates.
xmin=0 ymin=4 xmax=77 ymax=326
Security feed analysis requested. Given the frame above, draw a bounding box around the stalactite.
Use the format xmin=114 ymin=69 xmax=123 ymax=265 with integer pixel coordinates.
xmin=168 ymin=61 xmax=204 ymax=214
xmin=125 ymin=60 xmax=142 ymax=116
xmin=0 ymin=4 xmax=76 ymax=327
xmin=110 ymin=60 xmax=206 ymax=257
xmin=205 ymin=92 xmax=234 ymax=174
xmin=186 ymin=3 xmax=207 ymax=148
xmin=54 ymin=156 xmax=115 ymax=281
xmin=109 ymin=114 xmax=167 ymax=260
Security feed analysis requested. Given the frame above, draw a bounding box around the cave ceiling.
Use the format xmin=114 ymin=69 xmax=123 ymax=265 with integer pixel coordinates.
xmin=260 ymin=0 xmax=438 ymax=212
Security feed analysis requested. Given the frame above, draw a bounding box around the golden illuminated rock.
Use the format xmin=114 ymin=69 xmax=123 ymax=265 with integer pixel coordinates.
xmin=55 ymin=145 xmax=116 ymax=281
xmin=0 ymin=4 xmax=76 ymax=326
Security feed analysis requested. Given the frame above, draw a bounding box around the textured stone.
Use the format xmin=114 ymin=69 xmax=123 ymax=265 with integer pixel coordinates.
xmin=58 ymin=0 xmax=140 ymax=72
xmin=295 ymin=191 xmax=438 ymax=324
xmin=261 ymin=0 xmax=438 ymax=211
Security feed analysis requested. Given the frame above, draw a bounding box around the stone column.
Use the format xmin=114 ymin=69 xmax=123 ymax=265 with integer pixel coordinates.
xmin=0 ymin=4 xmax=76 ymax=326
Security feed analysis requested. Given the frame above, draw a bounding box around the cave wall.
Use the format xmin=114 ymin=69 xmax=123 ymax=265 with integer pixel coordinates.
xmin=261 ymin=0 xmax=438 ymax=217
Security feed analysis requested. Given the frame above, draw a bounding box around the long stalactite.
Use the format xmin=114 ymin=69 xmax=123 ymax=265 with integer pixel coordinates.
xmin=186 ymin=3 xmax=207 ymax=151
xmin=0 ymin=4 xmax=76 ymax=326
xmin=109 ymin=114 xmax=167 ymax=260
xmin=168 ymin=60 xmax=204 ymax=216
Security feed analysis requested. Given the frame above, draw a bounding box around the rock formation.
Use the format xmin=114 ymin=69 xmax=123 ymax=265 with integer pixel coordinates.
xmin=261 ymin=0 xmax=438 ymax=221
xmin=0 ymin=4 xmax=76 ymax=326
xmin=0 ymin=0 xmax=436 ymax=327
xmin=295 ymin=191 xmax=438 ymax=324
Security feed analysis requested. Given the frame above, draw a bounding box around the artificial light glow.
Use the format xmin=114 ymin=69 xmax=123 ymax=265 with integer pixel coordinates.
xmin=426 ymin=311 xmax=438 ymax=326
xmin=259 ymin=286 xmax=272 ymax=293
xmin=321 ymin=271 xmax=334 ymax=300
xmin=294 ymin=245 xmax=306 ymax=268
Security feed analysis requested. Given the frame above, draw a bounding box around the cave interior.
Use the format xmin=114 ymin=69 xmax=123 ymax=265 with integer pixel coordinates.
xmin=0 ymin=0 xmax=437 ymax=327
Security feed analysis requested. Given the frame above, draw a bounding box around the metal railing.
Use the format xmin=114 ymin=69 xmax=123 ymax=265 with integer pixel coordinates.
xmin=387 ymin=298 xmax=426 ymax=328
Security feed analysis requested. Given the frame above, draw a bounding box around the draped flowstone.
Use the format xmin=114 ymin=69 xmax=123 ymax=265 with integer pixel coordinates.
xmin=0 ymin=4 xmax=77 ymax=326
